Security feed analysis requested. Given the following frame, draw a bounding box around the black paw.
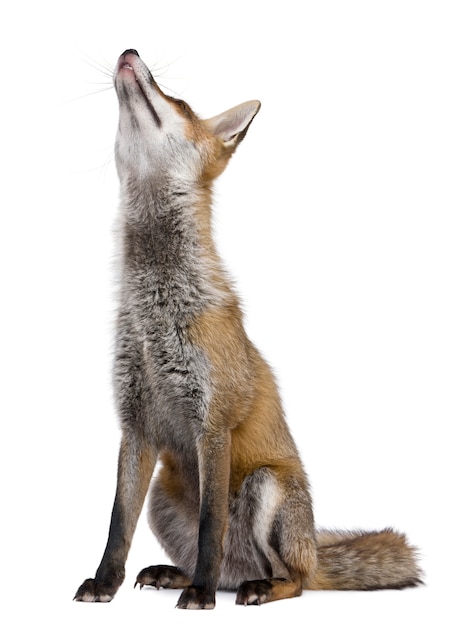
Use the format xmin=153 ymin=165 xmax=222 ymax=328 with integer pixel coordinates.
xmin=236 ymin=579 xmax=273 ymax=606
xmin=73 ymin=577 xmax=120 ymax=603
xmin=176 ymin=585 xmax=215 ymax=610
xmin=135 ymin=565 xmax=191 ymax=590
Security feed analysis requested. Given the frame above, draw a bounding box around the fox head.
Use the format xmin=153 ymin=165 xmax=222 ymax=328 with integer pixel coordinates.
xmin=113 ymin=49 xmax=260 ymax=185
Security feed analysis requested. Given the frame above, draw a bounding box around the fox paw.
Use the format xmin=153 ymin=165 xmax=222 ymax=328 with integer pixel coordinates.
xmin=176 ymin=585 xmax=215 ymax=610
xmin=235 ymin=580 xmax=273 ymax=605
xmin=135 ymin=565 xmax=192 ymax=590
xmin=74 ymin=578 xmax=119 ymax=603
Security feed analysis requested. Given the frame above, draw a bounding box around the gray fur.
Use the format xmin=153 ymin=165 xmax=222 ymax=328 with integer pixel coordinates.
xmin=113 ymin=185 xmax=216 ymax=444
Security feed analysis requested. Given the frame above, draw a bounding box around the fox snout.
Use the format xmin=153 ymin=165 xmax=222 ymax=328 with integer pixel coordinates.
xmin=114 ymin=50 xmax=203 ymax=180
xmin=114 ymin=49 xmax=163 ymax=122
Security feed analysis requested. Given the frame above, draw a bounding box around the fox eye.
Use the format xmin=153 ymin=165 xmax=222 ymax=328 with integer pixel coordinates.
xmin=172 ymin=98 xmax=192 ymax=117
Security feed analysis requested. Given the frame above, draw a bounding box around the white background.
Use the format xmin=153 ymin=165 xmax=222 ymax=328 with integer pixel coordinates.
xmin=1 ymin=1 xmax=461 ymax=624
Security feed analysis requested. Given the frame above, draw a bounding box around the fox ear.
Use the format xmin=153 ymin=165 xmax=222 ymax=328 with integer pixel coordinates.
xmin=204 ymin=100 xmax=261 ymax=149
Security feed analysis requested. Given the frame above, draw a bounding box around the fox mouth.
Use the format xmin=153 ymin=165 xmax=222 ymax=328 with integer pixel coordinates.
xmin=117 ymin=48 xmax=140 ymax=73
xmin=116 ymin=51 xmax=162 ymax=127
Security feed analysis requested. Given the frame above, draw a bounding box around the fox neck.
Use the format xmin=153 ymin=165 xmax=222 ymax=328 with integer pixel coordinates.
xmin=119 ymin=174 xmax=229 ymax=310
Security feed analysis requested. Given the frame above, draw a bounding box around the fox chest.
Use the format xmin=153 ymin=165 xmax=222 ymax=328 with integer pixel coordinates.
xmin=120 ymin=284 xmax=212 ymax=431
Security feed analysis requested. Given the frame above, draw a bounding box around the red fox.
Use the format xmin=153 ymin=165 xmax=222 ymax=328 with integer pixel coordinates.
xmin=74 ymin=49 xmax=422 ymax=609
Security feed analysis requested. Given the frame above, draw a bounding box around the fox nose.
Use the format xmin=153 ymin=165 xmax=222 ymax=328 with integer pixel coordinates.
xmin=122 ymin=49 xmax=139 ymax=57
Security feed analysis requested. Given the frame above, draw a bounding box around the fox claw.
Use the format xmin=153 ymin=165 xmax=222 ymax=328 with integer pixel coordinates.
xmin=135 ymin=565 xmax=192 ymax=591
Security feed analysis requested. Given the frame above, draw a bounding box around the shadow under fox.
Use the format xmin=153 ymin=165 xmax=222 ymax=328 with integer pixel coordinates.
xmin=74 ymin=49 xmax=422 ymax=609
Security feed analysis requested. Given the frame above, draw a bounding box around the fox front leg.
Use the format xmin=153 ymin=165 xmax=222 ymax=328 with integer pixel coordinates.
xmin=176 ymin=431 xmax=231 ymax=609
xmin=74 ymin=435 xmax=156 ymax=602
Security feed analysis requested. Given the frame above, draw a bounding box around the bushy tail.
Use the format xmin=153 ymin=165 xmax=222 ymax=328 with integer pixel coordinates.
xmin=308 ymin=528 xmax=423 ymax=590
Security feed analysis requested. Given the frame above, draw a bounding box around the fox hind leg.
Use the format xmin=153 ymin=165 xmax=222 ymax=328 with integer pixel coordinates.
xmin=229 ymin=467 xmax=316 ymax=605
xmin=142 ymin=466 xmax=316 ymax=606
xmin=236 ymin=577 xmax=302 ymax=605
